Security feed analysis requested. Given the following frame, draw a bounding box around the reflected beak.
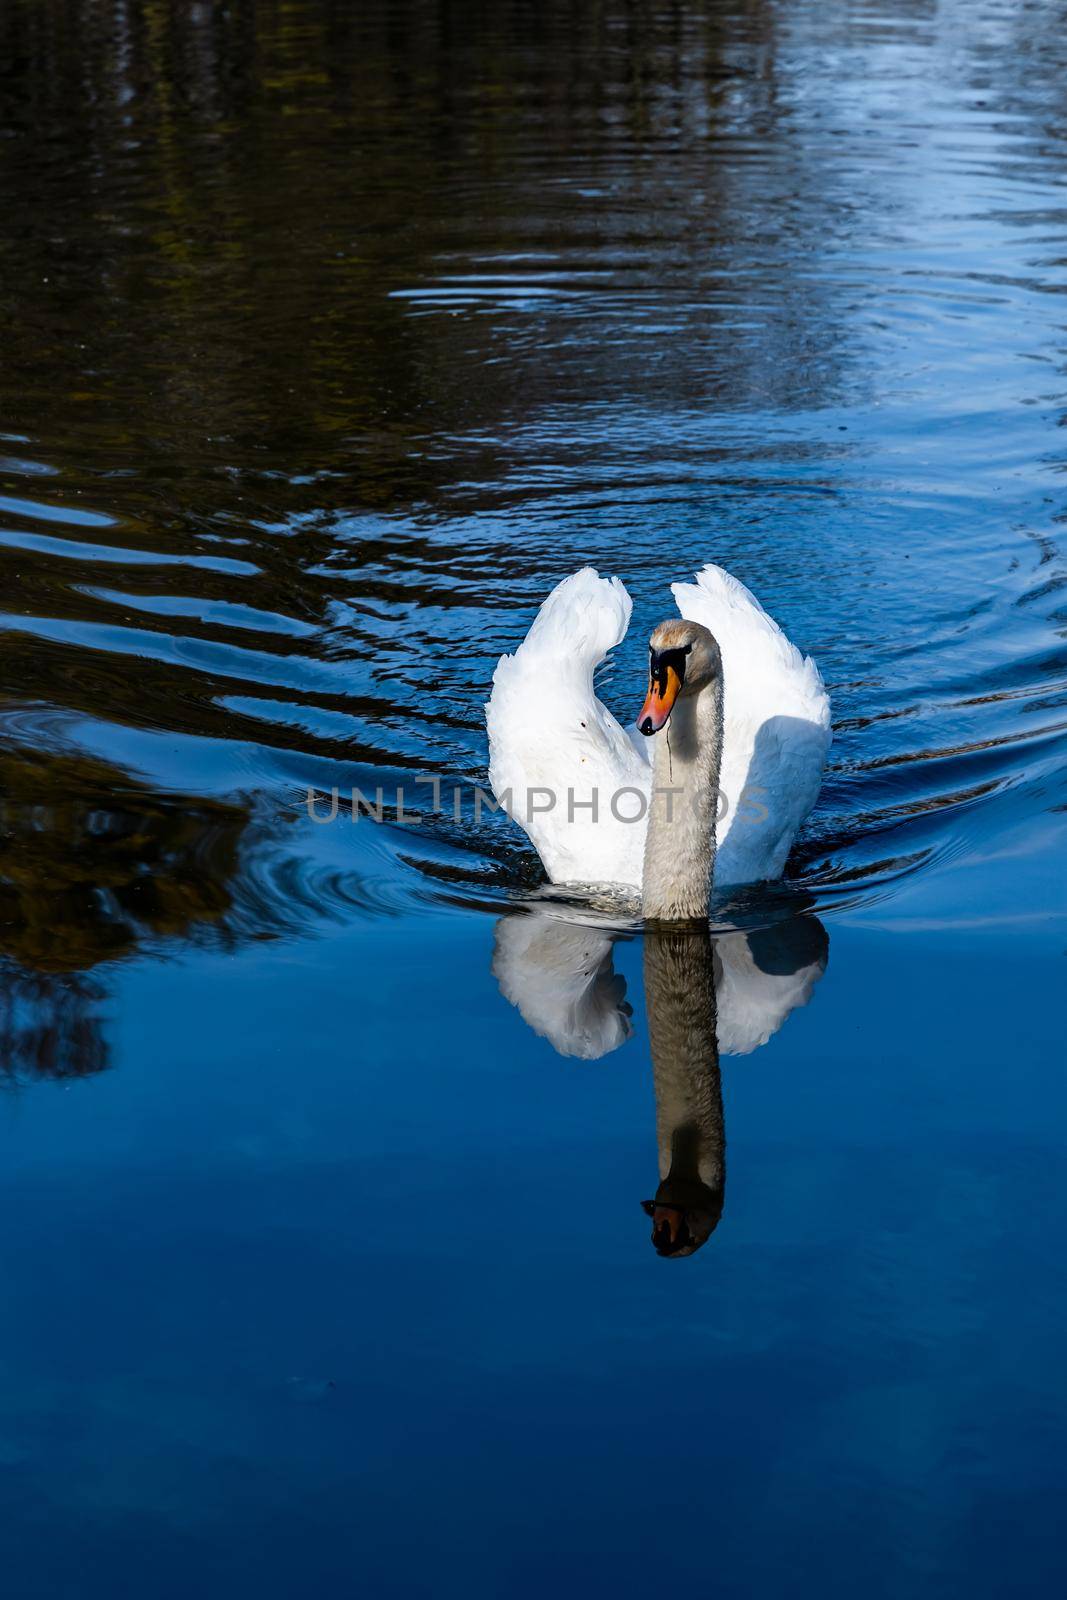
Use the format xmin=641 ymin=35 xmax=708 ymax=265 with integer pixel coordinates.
xmin=638 ymin=664 xmax=681 ymax=735
xmin=652 ymin=1206 xmax=684 ymax=1246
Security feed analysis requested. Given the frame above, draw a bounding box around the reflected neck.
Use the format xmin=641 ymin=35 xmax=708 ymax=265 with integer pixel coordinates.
xmin=641 ymin=679 xmax=722 ymax=922
xmin=644 ymin=929 xmax=725 ymax=1245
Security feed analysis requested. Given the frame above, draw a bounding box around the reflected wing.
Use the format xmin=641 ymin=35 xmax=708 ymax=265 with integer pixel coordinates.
xmin=492 ymin=907 xmax=633 ymax=1061
xmin=673 ymin=564 xmax=831 ymax=886
xmin=713 ymin=917 xmax=828 ymax=1055
xmin=487 ymin=568 xmax=650 ymax=889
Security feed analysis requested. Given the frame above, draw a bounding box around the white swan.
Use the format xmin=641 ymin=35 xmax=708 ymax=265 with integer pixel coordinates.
xmin=486 ymin=565 xmax=830 ymax=918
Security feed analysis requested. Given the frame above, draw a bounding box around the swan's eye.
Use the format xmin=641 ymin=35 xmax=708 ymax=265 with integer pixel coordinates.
xmin=648 ymin=646 xmax=689 ymax=696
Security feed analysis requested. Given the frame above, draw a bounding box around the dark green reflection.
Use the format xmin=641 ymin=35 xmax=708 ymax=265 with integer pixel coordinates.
xmin=0 ymin=747 xmax=249 ymax=1080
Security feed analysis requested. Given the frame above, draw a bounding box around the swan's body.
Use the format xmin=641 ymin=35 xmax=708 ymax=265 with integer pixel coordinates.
xmin=486 ymin=565 xmax=830 ymax=908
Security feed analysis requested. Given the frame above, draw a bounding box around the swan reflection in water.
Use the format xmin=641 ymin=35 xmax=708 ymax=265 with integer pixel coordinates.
xmin=493 ymin=904 xmax=828 ymax=1257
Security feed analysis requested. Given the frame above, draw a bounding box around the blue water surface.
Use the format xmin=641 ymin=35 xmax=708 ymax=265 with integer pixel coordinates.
xmin=0 ymin=1 xmax=1066 ymax=1594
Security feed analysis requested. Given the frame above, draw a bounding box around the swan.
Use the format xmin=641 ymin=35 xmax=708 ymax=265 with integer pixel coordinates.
xmin=486 ymin=564 xmax=830 ymax=919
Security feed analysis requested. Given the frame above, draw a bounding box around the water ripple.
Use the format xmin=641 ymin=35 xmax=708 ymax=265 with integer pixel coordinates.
xmin=1 ymin=0 xmax=1066 ymax=949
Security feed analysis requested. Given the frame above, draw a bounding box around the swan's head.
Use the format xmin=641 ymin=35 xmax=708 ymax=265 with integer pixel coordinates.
xmin=638 ymin=619 xmax=720 ymax=736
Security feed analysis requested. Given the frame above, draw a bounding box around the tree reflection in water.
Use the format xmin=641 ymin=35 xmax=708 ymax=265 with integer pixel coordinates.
xmin=0 ymin=747 xmax=250 ymax=1083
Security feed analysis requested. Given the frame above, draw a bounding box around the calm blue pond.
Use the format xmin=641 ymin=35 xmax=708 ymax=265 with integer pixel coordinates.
xmin=1 ymin=1 xmax=1066 ymax=1593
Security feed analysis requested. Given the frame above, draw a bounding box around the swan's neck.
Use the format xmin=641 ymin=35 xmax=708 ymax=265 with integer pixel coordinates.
xmin=642 ymin=678 xmax=722 ymax=921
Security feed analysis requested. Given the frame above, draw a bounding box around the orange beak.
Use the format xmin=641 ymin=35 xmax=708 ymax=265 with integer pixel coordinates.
xmin=638 ymin=663 xmax=681 ymax=735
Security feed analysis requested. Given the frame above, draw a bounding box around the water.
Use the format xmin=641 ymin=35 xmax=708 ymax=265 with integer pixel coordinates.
xmin=1 ymin=0 xmax=1066 ymax=1592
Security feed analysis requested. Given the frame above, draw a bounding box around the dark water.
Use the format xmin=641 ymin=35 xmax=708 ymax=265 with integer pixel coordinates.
xmin=2 ymin=1 xmax=1066 ymax=1592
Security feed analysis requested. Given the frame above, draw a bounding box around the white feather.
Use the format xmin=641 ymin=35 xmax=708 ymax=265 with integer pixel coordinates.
xmin=673 ymin=565 xmax=831 ymax=886
xmin=486 ymin=562 xmax=830 ymax=892
xmin=487 ymin=568 xmax=650 ymax=889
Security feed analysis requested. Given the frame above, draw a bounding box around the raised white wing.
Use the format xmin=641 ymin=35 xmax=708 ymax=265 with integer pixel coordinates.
xmin=487 ymin=568 xmax=650 ymax=889
xmin=673 ymin=565 xmax=831 ymax=886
